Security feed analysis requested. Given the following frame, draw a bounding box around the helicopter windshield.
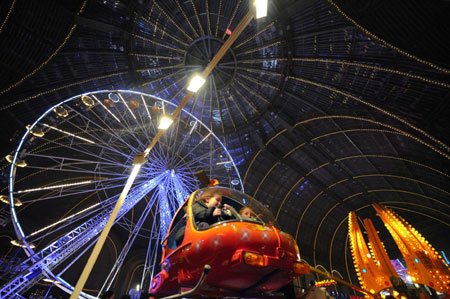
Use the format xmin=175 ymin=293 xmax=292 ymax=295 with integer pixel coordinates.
xmin=191 ymin=187 xmax=278 ymax=229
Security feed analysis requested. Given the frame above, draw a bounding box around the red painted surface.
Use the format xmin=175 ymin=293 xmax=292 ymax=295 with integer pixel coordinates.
xmin=149 ymin=188 xmax=304 ymax=297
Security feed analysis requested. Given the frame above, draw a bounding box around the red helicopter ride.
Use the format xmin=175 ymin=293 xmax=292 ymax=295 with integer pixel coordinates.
xmin=149 ymin=183 xmax=309 ymax=298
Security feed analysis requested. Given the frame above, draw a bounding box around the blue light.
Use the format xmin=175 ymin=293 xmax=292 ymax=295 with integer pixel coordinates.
xmin=414 ymin=258 xmax=419 ymax=263
xmin=231 ymin=179 xmax=239 ymax=185
xmin=362 ymin=268 xmax=367 ymax=273
xmin=441 ymin=251 xmax=450 ymax=265
xmin=108 ymin=93 xmax=120 ymax=103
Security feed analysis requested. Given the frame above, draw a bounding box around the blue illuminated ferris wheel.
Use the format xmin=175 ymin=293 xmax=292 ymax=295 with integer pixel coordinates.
xmin=3 ymin=90 xmax=242 ymax=298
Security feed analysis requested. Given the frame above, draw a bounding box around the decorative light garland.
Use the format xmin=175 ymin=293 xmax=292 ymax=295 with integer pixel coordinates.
xmin=327 ymin=0 xmax=450 ymax=74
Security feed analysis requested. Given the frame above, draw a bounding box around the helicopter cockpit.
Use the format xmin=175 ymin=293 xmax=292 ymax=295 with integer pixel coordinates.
xmin=164 ymin=187 xmax=278 ymax=250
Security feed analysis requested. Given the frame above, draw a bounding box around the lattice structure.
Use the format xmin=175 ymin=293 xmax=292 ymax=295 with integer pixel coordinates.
xmin=0 ymin=174 xmax=165 ymax=298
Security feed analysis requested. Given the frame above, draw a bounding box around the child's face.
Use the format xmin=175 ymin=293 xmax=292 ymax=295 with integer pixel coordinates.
xmin=241 ymin=207 xmax=254 ymax=218
xmin=206 ymin=194 xmax=222 ymax=208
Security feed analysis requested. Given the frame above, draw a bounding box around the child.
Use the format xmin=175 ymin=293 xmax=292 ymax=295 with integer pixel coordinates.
xmin=192 ymin=189 xmax=234 ymax=226
xmin=239 ymin=206 xmax=256 ymax=219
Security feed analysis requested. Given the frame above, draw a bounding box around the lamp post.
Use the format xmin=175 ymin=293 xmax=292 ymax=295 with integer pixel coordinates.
xmin=70 ymin=3 xmax=266 ymax=298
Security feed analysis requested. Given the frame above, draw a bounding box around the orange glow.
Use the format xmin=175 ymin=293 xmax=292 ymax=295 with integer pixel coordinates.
xmin=348 ymin=212 xmax=392 ymax=293
xmin=373 ymin=204 xmax=450 ymax=293
xmin=243 ymin=251 xmax=265 ymax=267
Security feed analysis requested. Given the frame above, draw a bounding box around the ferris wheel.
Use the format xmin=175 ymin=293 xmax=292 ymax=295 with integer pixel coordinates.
xmin=3 ymin=90 xmax=243 ymax=298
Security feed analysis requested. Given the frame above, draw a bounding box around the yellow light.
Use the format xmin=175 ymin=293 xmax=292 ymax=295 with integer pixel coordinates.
xmin=16 ymin=180 xmax=93 ymax=194
xmin=81 ymin=95 xmax=95 ymax=107
xmin=254 ymin=0 xmax=268 ymax=19
xmin=158 ymin=115 xmax=174 ymax=130
xmin=11 ymin=240 xmax=35 ymax=248
xmin=53 ymin=106 xmax=68 ymax=117
xmin=187 ymin=75 xmax=206 ymax=92
xmin=26 ymin=125 xmax=45 ymax=137
xmin=393 ymin=291 xmax=399 ymax=297
xmin=5 ymin=155 xmax=13 ymax=163
xmin=43 ymin=278 xmax=61 ymax=284
xmin=293 ymin=262 xmax=310 ymax=275
xmin=42 ymin=123 xmax=95 ymax=144
xmin=243 ymin=251 xmax=265 ymax=267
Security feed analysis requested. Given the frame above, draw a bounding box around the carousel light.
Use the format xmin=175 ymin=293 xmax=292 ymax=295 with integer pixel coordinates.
xmin=158 ymin=115 xmax=174 ymax=130
xmin=53 ymin=106 xmax=68 ymax=117
xmin=0 ymin=195 xmax=19 ymax=206
xmin=26 ymin=125 xmax=45 ymax=137
xmin=81 ymin=95 xmax=95 ymax=107
xmin=187 ymin=75 xmax=205 ymax=92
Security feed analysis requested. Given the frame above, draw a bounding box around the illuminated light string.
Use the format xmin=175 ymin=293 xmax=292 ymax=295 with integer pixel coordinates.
xmin=141 ymin=69 xmax=184 ymax=86
xmin=232 ymin=83 xmax=261 ymax=112
xmin=15 ymin=180 xmax=94 ymax=194
xmin=234 ymin=21 xmax=276 ymax=49
xmin=287 ymin=75 xmax=450 ymax=152
xmin=0 ymin=0 xmax=16 ymax=34
xmin=237 ymin=40 xmax=283 ymax=56
xmin=221 ymin=0 xmax=242 ymax=40
xmin=190 ymin=0 xmax=205 ymax=36
xmin=292 ymin=58 xmax=450 ymax=89
xmin=41 ymin=123 xmax=95 ymax=144
xmin=131 ymin=33 xmax=186 ymax=53
xmin=0 ymin=0 xmax=88 ymax=97
xmin=138 ymin=16 xmax=190 ymax=47
xmin=205 ymin=0 xmax=211 ymax=36
xmin=151 ymin=1 xmax=194 ymax=41
xmin=29 ymin=202 xmax=103 ymax=237
xmin=0 ymin=71 xmax=129 ymax=111
xmin=135 ymin=63 xmax=185 ymax=73
xmin=327 ymin=0 xmax=450 ymax=74
xmin=255 ymin=125 xmax=447 ymax=208
xmin=128 ymin=53 xmax=183 ymax=60
xmin=174 ymin=1 xmax=200 ymax=38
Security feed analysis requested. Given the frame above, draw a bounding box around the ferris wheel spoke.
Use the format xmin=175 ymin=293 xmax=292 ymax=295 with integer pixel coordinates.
xmin=28 ymin=201 xmax=113 ymax=243
xmin=45 ymin=108 xmax=136 ymax=158
xmin=90 ymin=95 xmax=149 ymax=151
xmin=76 ymin=105 xmax=143 ymax=152
xmin=173 ymin=148 xmax=220 ymax=170
xmin=98 ymin=189 xmax=160 ymax=296
xmin=20 ymin=153 xmax=131 ymax=172
xmin=27 ymin=136 xmax=128 ymax=168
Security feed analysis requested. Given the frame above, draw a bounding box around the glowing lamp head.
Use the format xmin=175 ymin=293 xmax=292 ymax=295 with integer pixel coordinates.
xmin=187 ymin=75 xmax=206 ymax=92
xmin=158 ymin=115 xmax=174 ymax=130
xmin=254 ymin=0 xmax=268 ymax=19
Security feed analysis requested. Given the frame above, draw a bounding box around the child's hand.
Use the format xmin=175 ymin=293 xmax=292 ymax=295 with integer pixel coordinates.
xmin=213 ymin=208 xmax=222 ymax=216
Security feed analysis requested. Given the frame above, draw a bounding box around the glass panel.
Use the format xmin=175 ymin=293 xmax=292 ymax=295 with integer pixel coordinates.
xmin=190 ymin=187 xmax=278 ymax=230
